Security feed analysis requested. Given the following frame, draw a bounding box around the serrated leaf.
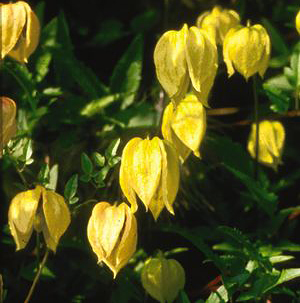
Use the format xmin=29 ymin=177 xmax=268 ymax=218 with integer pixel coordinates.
xmin=81 ymin=153 xmax=93 ymax=176
xmin=64 ymin=174 xmax=78 ymax=201
xmin=110 ymin=34 xmax=143 ymax=108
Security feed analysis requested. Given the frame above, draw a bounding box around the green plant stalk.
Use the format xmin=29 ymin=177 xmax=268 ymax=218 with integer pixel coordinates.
xmin=253 ymin=75 xmax=259 ymax=179
xmin=24 ymin=249 xmax=49 ymax=303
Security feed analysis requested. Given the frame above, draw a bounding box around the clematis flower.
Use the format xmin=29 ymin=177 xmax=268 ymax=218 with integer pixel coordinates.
xmin=1 ymin=97 xmax=17 ymax=157
xmin=223 ymin=22 xmax=271 ymax=80
xmin=162 ymin=94 xmax=206 ymax=162
xmin=196 ymin=6 xmax=240 ymax=45
xmin=141 ymin=253 xmax=185 ymax=303
xmin=0 ymin=1 xmax=40 ymax=63
xmin=8 ymin=185 xmax=71 ymax=252
xmin=119 ymin=137 xmax=180 ymax=220
xmin=296 ymin=10 xmax=300 ymax=35
xmin=247 ymin=120 xmax=285 ymax=170
xmin=154 ymin=24 xmax=218 ymax=107
xmin=87 ymin=202 xmax=137 ymax=278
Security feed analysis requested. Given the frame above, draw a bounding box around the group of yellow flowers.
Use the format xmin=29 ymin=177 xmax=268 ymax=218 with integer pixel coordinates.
xmin=1 ymin=2 xmax=299 ymax=302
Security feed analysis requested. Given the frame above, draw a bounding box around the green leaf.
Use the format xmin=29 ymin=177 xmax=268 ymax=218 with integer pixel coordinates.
xmin=48 ymin=164 xmax=59 ymax=191
xmin=206 ymin=285 xmax=228 ymax=303
xmin=69 ymin=196 xmax=79 ymax=205
xmin=110 ymin=34 xmax=143 ymax=108
xmin=57 ymin=11 xmax=73 ymax=52
xmin=38 ymin=163 xmax=50 ymax=184
xmin=94 ymin=166 xmax=110 ymax=185
xmin=130 ymin=10 xmax=159 ymax=33
xmin=269 ymin=255 xmax=294 ymax=264
xmin=177 ymin=290 xmax=192 ymax=303
xmin=64 ymin=174 xmax=78 ymax=201
xmin=105 ymin=138 xmax=120 ymax=158
xmin=108 ymin=156 xmax=121 ymax=167
xmin=92 ymin=152 xmax=105 ymax=167
xmin=276 ymin=268 xmax=300 ymax=285
xmin=81 ymin=153 xmax=93 ymax=176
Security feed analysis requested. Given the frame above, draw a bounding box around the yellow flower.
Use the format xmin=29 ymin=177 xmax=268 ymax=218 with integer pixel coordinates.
xmin=223 ymin=22 xmax=271 ymax=80
xmin=247 ymin=120 xmax=285 ymax=170
xmin=196 ymin=6 xmax=240 ymax=45
xmin=154 ymin=24 xmax=218 ymax=107
xmin=154 ymin=24 xmax=189 ymax=103
xmin=141 ymin=253 xmax=185 ymax=303
xmin=8 ymin=185 xmax=71 ymax=252
xmin=162 ymin=94 xmax=206 ymax=162
xmin=87 ymin=202 xmax=137 ymax=278
xmin=119 ymin=137 xmax=180 ymax=220
xmin=0 ymin=97 xmax=17 ymax=157
xmin=185 ymin=26 xmax=218 ymax=106
xmin=296 ymin=10 xmax=300 ymax=35
xmin=0 ymin=1 xmax=40 ymax=63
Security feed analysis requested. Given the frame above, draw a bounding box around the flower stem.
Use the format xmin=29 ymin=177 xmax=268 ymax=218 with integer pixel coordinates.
xmin=24 ymin=249 xmax=49 ymax=303
xmin=252 ymin=75 xmax=259 ymax=180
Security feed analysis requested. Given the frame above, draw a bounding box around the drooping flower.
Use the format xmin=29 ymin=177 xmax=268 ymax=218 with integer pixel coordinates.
xmin=8 ymin=185 xmax=71 ymax=252
xmin=0 ymin=1 xmax=40 ymax=63
xmin=87 ymin=202 xmax=137 ymax=278
xmin=154 ymin=24 xmax=218 ymax=107
xmin=196 ymin=6 xmax=240 ymax=45
xmin=119 ymin=137 xmax=180 ymax=220
xmin=223 ymin=22 xmax=271 ymax=80
xmin=0 ymin=97 xmax=17 ymax=157
xmin=296 ymin=10 xmax=300 ymax=35
xmin=141 ymin=253 xmax=185 ymax=303
xmin=162 ymin=93 xmax=206 ymax=162
xmin=154 ymin=24 xmax=189 ymax=103
xmin=247 ymin=120 xmax=285 ymax=170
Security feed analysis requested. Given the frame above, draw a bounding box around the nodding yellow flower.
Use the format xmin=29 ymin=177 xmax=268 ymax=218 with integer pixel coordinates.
xmin=154 ymin=24 xmax=218 ymax=107
xmin=8 ymin=185 xmax=71 ymax=252
xmin=247 ymin=120 xmax=285 ymax=170
xmin=141 ymin=253 xmax=185 ymax=303
xmin=119 ymin=137 xmax=180 ymax=220
xmin=87 ymin=202 xmax=137 ymax=278
xmin=196 ymin=6 xmax=240 ymax=45
xmin=154 ymin=24 xmax=189 ymax=104
xmin=0 ymin=1 xmax=40 ymax=63
xmin=296 ymin=10 xmax=300 ymax=35
xmin=223 ymin=22 xmax=271 ymax=80
xmin=185 ymin=26 xmax=218 ymax=107
xmin=0 ymin=97 xmax=17 ymax=157
xmin=162 ymin=94 xmax=206 ymax=162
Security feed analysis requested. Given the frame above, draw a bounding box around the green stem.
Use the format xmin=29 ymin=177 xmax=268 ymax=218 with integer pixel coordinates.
xmin=24 ymin=249 xmax=49 ymax=303
xmin=252 ymin=75 xmax=259 ymax=180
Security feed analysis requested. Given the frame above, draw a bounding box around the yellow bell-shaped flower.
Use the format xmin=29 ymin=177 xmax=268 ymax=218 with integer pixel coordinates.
xmin=223 ymin=22 xmax=271 ymax=80
xmin=247 ymin=120 xmax=285 ymax=170
xmin=87 ymin=202 xmax=137 ymax=278
xmin=154 ymin=24 xmax=189 ymax=103
xmin=8 ymin=185 xmax=71 ymax=252
xmin=296 ymin=10 xmax=300 ymax=35
xmin=0 ymin=97 xmax=17 ymax=157
xmin=0 ymin=1 xmax=40 ymax=63
xmin=185 ymin=26 xmax=218 ymax=107
xmin=141 ymin=253 xmax=185 ymax=303
xmin=196 ymin=6 xmax=240 ymax=45
xmin=119 ymin=137 xmax=180 ymax=220
xmin=162 ymin=94 xmax=206 ymax=162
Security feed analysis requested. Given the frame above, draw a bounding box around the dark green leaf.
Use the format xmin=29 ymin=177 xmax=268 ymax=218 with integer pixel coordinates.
xmin=92 ymin=152 xmax=105 ymax=167
xmin=105 ymin=138 xmax=120 ymax=158
xmin=130 ymin=10 xmax=159 ymax=33
xmin=64 ymin=174 xmax=78 ymax=201
xmin=81 ymin=153 xmax=93 ymax=176
xmin=38 ymin=163 xmax=50 ymax=184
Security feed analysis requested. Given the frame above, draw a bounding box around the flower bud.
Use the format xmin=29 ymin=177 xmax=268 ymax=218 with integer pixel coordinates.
xmin=8 ymin=185 xmax=71 ymax=252
xmin=154 ymin=24 xmax=189 ymax=103
xmin=1 ymin=97 xmax=17 ymax=157
xmin=247 ymin=120 xmax=285 ymax=170
xmin=223 ymin=22 xmax=271 ymax=80
xmin=141 ymin=254 xmax=185 ymax=303
xmin=162 ymin=94 xmax=206 ymax=162
xmin=185 ymin=26 xmax=218 ymax=107
xmin=296 ymin=10 xmax=300 ymax=35
xmin=0 ymin=1 xmax=40 ymax=63
xmin=120 ymin=137 xmax=180 ymax=220
xmin=196 ymin=6 xmax=240 ymax=45
xmin=87 ymin=202 xmax=137 ymax=278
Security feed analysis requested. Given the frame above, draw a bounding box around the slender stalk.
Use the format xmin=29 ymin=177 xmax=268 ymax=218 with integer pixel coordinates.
xmin=24 ymin=249 xmax=49 ymax=303
xmin=252 ymin=75 xmax=259 ymax=179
